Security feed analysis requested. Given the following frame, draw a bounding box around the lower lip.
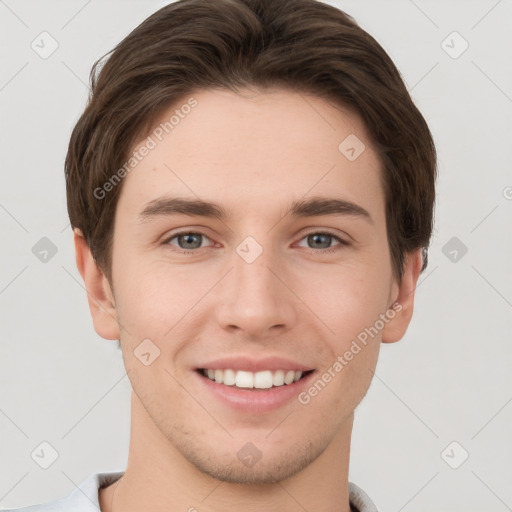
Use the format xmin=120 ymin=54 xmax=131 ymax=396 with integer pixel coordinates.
xmin=194 ymin=370 xmax=316 ymax=413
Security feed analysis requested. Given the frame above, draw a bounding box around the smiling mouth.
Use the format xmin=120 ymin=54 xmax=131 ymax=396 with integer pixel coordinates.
xmin=196 ymin=368 xmax=315 ymax=390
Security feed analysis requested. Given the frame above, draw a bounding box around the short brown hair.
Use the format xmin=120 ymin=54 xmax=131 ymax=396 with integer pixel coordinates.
xmin=65 ymin=0 xmax=437 ymax=284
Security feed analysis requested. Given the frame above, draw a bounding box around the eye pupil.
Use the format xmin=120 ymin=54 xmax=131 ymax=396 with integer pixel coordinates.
xmin=179 ymin=233 xmax=202 ymax=249
xmin=309 ymin=233 xmax=331 ymax=249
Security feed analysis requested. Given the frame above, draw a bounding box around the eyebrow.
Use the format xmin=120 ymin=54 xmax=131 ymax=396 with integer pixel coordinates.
xmin=138 ymin=196 xmax=373 ymax=224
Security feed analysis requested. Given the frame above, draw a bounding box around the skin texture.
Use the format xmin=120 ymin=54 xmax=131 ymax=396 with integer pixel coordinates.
xmin=74 ymin=87 xmax=423 ymax=512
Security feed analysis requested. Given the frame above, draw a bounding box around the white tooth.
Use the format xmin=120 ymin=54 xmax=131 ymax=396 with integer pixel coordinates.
xmin=235 ymin=370 xmax=254 ymax=388
xmin=205 ymin=368 xmax=304 ymax=387
xmin=254 ymin=370 xmax=273 ymax=389
xmin=284 ymin=370 xmax=295 ymax=385
xmin=272 ymin=370 xmax=285 ymax=386
xmin=223 ymin=369 xmax=236 ymax=386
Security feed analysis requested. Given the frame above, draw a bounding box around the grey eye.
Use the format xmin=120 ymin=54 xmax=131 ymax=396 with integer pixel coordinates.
xmin=306 ymin=233 xmax=334 ymax=249
xmin=168 ymin=232 xmax=208 ymax=250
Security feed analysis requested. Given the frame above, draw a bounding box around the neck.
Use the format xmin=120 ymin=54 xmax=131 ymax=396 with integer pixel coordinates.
xmin=100 ymin=392 xmax=354 ymax=512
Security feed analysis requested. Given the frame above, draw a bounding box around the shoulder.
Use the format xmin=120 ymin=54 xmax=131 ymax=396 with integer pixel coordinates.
xmin=0 ymin=495 xmax=69 ymax=512
xmin=0 ymin=472 xmax=124 ymax=512
xmin=348 ymin=481 xmax=379 ymax=512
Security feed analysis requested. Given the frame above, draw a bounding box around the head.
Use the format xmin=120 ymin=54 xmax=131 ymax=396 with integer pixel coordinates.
xmin=68 ymin=0 xmax=436 ymax=484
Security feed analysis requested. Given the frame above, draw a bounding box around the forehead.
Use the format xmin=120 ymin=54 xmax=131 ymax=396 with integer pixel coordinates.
xmin=116 ymin=87 xmax=384 ymax=223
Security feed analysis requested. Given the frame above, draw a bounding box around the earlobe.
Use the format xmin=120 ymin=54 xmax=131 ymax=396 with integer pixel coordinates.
xmin=73 ymin=228 xmax=120 ymax=341
xmin=381 ymin=249 xmax=424 ymax=344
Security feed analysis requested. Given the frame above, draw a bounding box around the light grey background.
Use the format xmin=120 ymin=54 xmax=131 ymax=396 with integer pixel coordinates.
xmin=1 ymin=0 xmax=511 ymax=510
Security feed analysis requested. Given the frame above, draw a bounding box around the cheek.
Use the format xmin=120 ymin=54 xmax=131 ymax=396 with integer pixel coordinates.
xmin=304 ymin=262 xmax=390 ymax=344
xmin=300 ymin=262 xmax=388 ymax=400
xmin=113 ymin=258 xmax=198 ymax=339
xmin=296 ymin=333 xmax=380 ymax=433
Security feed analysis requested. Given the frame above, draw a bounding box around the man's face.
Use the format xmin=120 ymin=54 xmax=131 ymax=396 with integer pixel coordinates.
xmin=101 ymin=88 xmax=402 ymax=483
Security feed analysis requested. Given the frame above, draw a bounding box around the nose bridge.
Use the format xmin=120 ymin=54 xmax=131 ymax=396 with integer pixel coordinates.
xmin=215 ymin=236 xmax=296 ymax=336
xmin=235 ymin=244 xmax=279 ymax=302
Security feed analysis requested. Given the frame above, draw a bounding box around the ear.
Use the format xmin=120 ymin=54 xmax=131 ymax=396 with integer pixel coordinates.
xmin=73 ymin=228 xmax=120 ymax=340
xmin=381 ymin=248 xmax=423 ymax=344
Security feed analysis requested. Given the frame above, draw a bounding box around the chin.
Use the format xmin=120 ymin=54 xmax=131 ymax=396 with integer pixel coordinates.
xmin=177 ymin=437 xmax=321 ymax=485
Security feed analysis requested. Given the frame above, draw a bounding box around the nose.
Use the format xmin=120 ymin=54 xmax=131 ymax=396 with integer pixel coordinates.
xmin=215 ymin=243 xmax=297 ymax=339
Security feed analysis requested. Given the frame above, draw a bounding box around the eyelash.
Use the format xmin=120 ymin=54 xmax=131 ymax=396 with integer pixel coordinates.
xmin=162 ymin=230 xmax=350 ymax=255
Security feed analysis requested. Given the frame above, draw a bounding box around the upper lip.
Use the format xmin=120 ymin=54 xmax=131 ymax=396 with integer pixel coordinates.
xmin=196 ymin=356 xmax=314 ymax=373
